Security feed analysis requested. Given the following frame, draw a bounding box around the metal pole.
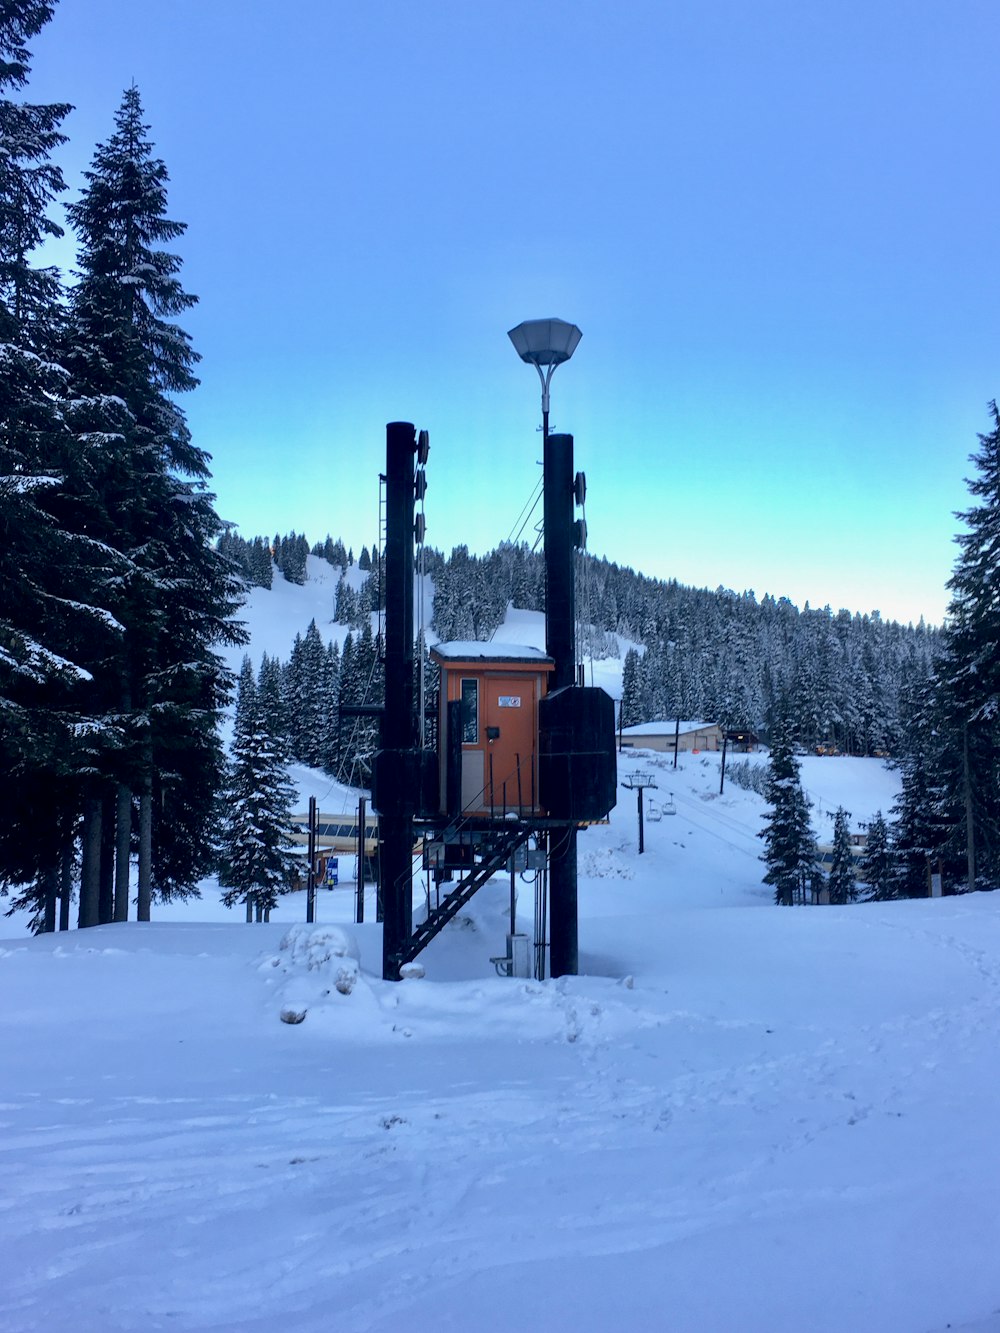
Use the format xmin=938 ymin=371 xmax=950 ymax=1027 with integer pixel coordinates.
xmin=306 ymin=794 xmax=317 ymax=923
xmin=356 ymin=796 xmax=366 ymax=924
xmin=379 ymin=422 xmax=417 ymax=980
xmin=673 ymin=716 xmax=680 ymax=769
xmin=638 ymin=786 xmax=645 ymax=854
xmin=719 ymin=733 xmax=729 ymax=795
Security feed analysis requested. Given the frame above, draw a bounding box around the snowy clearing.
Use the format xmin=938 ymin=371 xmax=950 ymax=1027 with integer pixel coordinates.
xmin=4 ymin=582 xmax=999 ymax=1331
xmin=3 ymin=745 xmax=1000 ymax=1332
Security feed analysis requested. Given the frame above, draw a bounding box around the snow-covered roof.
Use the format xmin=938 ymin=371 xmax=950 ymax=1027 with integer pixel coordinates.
xmin=431 ymin=641 xmax=553 ymax=664
xmin=621 ymin=720 xmax=718 ymax=736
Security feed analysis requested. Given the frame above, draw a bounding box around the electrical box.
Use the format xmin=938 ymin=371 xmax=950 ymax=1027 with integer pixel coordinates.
xmin=508 ymin=933 xmax=531 ymax=979
xmin=538 ymin=685 xmax=617 ymax=822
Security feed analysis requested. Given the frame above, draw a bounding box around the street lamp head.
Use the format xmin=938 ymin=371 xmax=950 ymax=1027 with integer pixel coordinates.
xmin=507 ymin=318 xmax=582 ymax=368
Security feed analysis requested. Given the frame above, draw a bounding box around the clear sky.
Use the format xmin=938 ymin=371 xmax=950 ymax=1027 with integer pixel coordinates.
xmin=29 ymin=0 xmax=1000 ymax=626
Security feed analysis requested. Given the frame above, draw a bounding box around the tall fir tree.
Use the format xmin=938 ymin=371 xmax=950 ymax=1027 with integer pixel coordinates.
xmin=934 ymin=402 xmax=1000 ymax=890
xmin=0 ymin=1 xmax=122 ymax=927
xmin=65 ymin=85 xmax=245 ymax=915
xmin=827 ymin=806 xmax=857 ymax=905
xmin=860 ymin=810 xmax=894 ymax=901
xmin=219 ymin=658 xmax=298 ymax=920
xmin=759 ymin=725 xmax=818 ymax=906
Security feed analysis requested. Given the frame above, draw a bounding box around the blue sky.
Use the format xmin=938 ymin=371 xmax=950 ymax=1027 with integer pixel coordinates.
xmin=30 ymin=0 xmax=1000 ymax=625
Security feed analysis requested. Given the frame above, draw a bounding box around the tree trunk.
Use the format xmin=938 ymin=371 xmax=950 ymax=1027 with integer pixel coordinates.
xmin=99 ymin=789 xmax=115 ymax=924
xmin=964 ymin=721 xmax=976 ymax=895
xmin=137 ymin=763 xmax=152 ymax=922
xmin=79 ymin=797 xmax=102 ymax=928
xmin=59 ymin=843 xmax=72 ymax=932
xmin=42 ymin=858 xmax=58 ymax=933
xmin=114 ymin=783 xmax=131 ymax=922
xmin=246 ymin=895 xmax=253 ymax=924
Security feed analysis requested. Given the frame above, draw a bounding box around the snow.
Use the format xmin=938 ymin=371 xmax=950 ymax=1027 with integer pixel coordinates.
xmin=432 ymin=639 xmax=552 ymax=662
xmin=4 ymin=586 xmax=1000 ymax=1332
xmin=0 ymin=473 xmax=60 ymax=494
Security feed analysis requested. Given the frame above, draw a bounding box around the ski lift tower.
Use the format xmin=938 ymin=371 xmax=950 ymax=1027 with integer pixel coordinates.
xmin=622 ymin=770 xmax=657 ymax=854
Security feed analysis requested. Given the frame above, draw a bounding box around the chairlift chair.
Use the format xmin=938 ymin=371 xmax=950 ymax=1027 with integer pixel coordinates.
xmin=662 ymin=793 xmax=677 ymax=816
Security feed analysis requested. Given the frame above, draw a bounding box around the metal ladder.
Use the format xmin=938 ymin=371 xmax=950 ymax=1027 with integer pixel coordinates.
xmin=396 ymin=827 xmax=532 ymax=969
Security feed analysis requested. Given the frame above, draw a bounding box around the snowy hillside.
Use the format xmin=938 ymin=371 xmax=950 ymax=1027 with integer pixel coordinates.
xmin=3 ymin=572 xmax=1000 ymax=1333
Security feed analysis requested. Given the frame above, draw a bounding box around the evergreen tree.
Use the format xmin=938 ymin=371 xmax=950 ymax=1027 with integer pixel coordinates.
xmin=759 ymin=726 xmax=818 ymax=906
xmin=275 ymin=531 xmax=308 ymax=584
xmin=860 ymin=810 xmax=894 ymax=901
xmin=620 ymin=648 xmax=643 ymax=727
xmin=935 ymin=402 xmax=1000 ymax=890
xmin=219 ymin=658 xmax=298 ymax=919
xmin=334 ymin=573 xmax=360 ymax=626
xmin=256 ymin=653 xmax=287 ymax=743
xmin=828 ymin=806 xmax=857 ymax=904
xmin=0 ymin=1 xmax=121 ymax=925
xmin=248 ymin=536 xmax=273 ymax=588
xmin=65 ymin=85 xmax=245 ymax=914
xmin=890 ymin=673 xmax=956 ymax=896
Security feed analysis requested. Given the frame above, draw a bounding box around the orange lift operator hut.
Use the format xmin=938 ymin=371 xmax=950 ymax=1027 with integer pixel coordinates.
xmin=431 ymin=641 xmax=554 ymax=817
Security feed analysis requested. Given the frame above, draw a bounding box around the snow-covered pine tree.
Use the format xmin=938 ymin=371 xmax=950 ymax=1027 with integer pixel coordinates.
xmin=0 ymin=1 xmax=124 ymax=929
xmin=620 ymin=648 xmax=643 ymax=728
xmin=248 ymin=536 xmax=273 ymax=588
xmin=65 ymin=85 xmax=245 ymax=916
xmin=288 ymin=619 xmax=328 ymax=769
xmin=334 ymin=574 xmax=359 ymax=626
xmin=860 ymin=810 xmax=893 ymax=901
xmin=759 ymin=726 xmax=818 ymax=906
xmin=275 ymin=532 xmax=308 ymax=584
xmin=320 ymin=639 xmax=341 ymax=773
xmin=256 ymin=653 xmax=288 ymax=744
xmin=828 ymin=806 xmax=857 ymax=904
xmin=934 ymin=402 xmax=1000 ymax=890
xmin=219 ymin=658 xmax=298 ymax=920
xmin=890 ymin=673 xmax=956 ymax=896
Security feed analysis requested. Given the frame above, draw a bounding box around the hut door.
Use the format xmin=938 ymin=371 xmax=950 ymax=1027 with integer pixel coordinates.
xmin=483 ymin=675 xmax=537 ymax=813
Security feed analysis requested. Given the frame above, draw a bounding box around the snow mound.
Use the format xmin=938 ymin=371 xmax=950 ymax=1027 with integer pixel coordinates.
xmin=262 ymin=925 xmax=365 ymax=1024
xmin=277 ymin=922 xmax=360 ymax=971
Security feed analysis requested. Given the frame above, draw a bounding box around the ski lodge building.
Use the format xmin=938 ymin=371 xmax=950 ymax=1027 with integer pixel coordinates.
xmin=618 ymin=720 xmax=758 ymax=754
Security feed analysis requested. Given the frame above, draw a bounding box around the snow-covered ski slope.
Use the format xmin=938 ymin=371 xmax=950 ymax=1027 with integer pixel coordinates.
xmin=3 ymin=569 xmax=1000 ymax=1333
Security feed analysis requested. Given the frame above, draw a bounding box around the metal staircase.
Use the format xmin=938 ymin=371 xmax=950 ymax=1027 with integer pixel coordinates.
xmin=396 ymin=827 xmax=532 ymax=970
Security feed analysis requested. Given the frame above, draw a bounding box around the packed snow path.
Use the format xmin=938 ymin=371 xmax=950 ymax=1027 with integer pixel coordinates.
xmin=3 ymin=892 xmax=1000 ymax=1333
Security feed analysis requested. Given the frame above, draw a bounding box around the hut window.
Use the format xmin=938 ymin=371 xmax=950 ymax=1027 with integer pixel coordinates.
xmin=460 ymin=678 xmax=478 ymax=743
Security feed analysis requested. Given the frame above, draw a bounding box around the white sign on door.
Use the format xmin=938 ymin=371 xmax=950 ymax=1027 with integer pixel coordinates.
xmin=497 ymin=696 xmax=521 ymax=708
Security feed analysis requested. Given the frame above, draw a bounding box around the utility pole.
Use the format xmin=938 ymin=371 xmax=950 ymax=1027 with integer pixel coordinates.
xmin=306 ymin=794 xmax=317 ymax=923
xmin=378 ymin=421 xmax=418 ymax=980
xmin=545 ymin=431 xmax=579 ymax=977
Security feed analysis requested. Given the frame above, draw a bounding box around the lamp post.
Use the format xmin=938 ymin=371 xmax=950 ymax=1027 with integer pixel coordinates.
xmin=507 ymin=318 xmax=582 ymax=441
xmin=508 ymin=318 xmax=583 ymax=978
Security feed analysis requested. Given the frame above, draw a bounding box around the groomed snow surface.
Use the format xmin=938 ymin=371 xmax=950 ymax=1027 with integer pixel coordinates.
xmin=3 ymin=748 xmax=1000 ymax=1332
xmin=3 ymin=577 xmax=999 ymax=1331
